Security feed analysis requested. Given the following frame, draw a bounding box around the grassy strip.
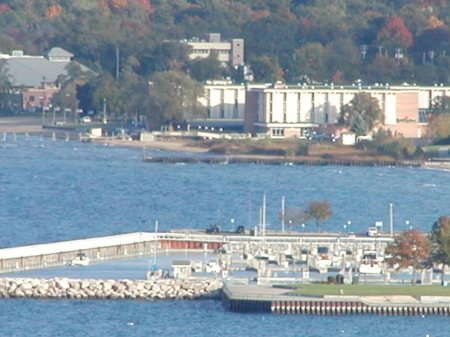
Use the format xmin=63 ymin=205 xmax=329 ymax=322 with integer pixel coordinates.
xmin=288 ymin=284 xmax=450 ymax=296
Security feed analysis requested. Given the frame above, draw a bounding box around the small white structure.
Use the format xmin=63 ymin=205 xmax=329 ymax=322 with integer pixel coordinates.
xmin=172 ymin=260 xmax=192 ymax=280
xmin=341 ymin=132 xmax=356 ymax=146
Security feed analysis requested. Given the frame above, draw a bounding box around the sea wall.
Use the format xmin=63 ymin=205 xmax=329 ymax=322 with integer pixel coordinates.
xmin=0 ymin=278 xmax=223 ymax=300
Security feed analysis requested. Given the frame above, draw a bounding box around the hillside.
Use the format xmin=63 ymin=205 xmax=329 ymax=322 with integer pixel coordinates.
xmin=1 ymin=1 xmax=450 ymax=130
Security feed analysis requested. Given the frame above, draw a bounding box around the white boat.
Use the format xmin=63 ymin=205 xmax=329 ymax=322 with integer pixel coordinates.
xmin=71 ymin=253 xmax=90 ymax=266
xmin=205 ymin=260 xmax=221 ymax=273
xmin=359 ymin=251 xmax=382 ymax=274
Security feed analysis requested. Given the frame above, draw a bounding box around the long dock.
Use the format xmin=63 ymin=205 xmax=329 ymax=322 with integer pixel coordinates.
xmin=143 ymin=156 xmax=422 ymax=167
xmin=0 ymin=231 xmax=393 ymax=274
xmin=222 ymin=283 xmax=450 ymax=315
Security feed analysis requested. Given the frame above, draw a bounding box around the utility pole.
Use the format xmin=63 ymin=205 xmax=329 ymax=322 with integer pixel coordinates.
xmin=389 ymin=203 xmax=394 ymax=237
xmin=361 ymin=45 xmax=368 ymax=60
xmin=281 ymin=196 xmax=285 ymax=233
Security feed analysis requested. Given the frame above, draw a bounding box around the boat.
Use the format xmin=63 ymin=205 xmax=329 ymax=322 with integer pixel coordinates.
xmin=71 ymin=253 xmax=90 ymax=266
xmin=146 ymin=264 xmax=166 ymax=280
xmin=205 ymin=260 xmax=221 ymax=273
xmin=359 ymin=251 xmax=383 ymax=274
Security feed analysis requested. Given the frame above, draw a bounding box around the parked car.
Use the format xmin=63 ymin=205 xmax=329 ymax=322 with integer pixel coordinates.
xmin=206 ymin=224 xmax=220 ymax=234
xmin=307 ymin=133 xmax=336 ymax=142
xmin=367 ymin=227 xmax=378 ymax=236
xmin=81 ymin=116 xmax=91 ymax=123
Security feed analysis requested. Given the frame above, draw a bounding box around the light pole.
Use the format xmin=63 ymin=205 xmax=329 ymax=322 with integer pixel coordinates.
xmin=230 ymin=218 xmax=235 ymax=231
xmin=347 ymin=221 xmax=351 ymax=234
xmin=406 ymin=220 xmax=411 ymax=230
xmin=102 ymin=98 xmax=107 ymax=124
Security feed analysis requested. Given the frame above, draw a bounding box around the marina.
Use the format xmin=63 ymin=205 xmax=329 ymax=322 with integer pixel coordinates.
xmin=2 ymin=133 xmax=450 ymax=335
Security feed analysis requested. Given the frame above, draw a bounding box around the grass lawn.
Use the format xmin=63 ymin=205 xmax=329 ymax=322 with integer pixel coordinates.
xmin=288 ymin=284 xmax=450 ymax=296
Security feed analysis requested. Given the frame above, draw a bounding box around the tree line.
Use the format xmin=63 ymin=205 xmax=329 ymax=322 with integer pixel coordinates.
xmin=386 ymin=216 xmax=450 ymax=284
xmin=2 ymin=0 xmax=450 ymax=128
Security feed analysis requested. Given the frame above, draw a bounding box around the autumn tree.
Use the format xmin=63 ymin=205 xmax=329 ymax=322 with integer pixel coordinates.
xmin=429 ymin=216 xmax=450 ymax=283
xmin=376 ymin=15 xmax=413 ymax=50
xmin=280 ymin=207 xmax=309 ymax=233
xmin=385 ymin=229 xmax=432 ymax=284
xmin=305 ymin=200 xmax=333 ymax=232
xmin=340 ymin=93 xmax=383 ymax=135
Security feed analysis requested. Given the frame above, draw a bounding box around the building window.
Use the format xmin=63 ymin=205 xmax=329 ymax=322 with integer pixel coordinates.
xmin=29 ymin=96 xmax=35 ymax=102
xmin=271 ymin=128 xmax=284 ymax=137
xmin=221 ymin=109 xmax=225 ymax=118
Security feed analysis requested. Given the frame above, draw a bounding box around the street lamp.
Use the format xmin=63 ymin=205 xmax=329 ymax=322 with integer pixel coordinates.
xmin=406 ymin=220 xmax=411 ymax=230
xmin=230 ymin=218 xmax=235 ymax=231
xmin=102 ymin=98 xmax=107 ymax=124
xmin=347 ymin=221 xmax=351 ymax=234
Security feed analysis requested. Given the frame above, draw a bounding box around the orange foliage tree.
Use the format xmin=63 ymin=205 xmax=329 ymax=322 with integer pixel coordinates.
xmin=376 ymin=15 xmax=413 ymax=49
xmin=386 ymin=229 xmax=432 ymax=284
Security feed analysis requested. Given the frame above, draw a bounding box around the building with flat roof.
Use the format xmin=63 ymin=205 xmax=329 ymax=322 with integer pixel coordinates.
xmin=243 ymin=83 xmax=450 ymax=139
xmin=184 ymin=33 xmax=244 ymax=66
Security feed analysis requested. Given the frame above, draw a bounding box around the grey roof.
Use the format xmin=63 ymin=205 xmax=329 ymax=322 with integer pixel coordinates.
xmin=45 ymin=47 xmax=74 ymax=58
xmin=5 ymin=57 xmax=69 ymax=87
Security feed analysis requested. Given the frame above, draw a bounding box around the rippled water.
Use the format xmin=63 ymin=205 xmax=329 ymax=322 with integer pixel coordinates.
xmin=0 ymin=300 xmax=448 ymax=337
xmin=1 ymin=136 xmax=450 ymax=336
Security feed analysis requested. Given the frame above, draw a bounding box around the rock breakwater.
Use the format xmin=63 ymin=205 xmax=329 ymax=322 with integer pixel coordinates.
xmin=0 ymin=278 xmax=223 ymax=300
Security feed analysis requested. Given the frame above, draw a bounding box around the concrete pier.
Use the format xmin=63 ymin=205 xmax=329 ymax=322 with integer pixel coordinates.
xmin=222 ymin=283 xmax=450 ymax=315
xmin=0 ymin=231 xmax=394 ymax=274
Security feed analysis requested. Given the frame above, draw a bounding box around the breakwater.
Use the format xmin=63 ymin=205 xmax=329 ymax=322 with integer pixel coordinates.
xmin=143 ymin=156 xmax=421 ymax=167
xmin=0 ymin=277 xmax=223 ymax=300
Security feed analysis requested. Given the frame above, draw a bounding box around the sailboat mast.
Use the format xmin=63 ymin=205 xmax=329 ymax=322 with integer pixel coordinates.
xmin=153 ymin=220 xmax=158 ymax=265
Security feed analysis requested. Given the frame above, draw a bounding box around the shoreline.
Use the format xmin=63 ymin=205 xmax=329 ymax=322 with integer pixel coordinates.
xmin=2 ymin=116 xmax=450 ymax=168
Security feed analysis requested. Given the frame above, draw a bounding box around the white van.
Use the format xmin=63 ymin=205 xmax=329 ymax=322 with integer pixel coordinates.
xmin=367 ymin=227 xmax=378 ymax=236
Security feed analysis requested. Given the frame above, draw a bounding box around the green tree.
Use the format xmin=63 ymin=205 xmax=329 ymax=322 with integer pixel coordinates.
xmin=293 ymin=42 xmax=329 ymax=82
xmin=340 ymin=92 xmax=383 ymax=135
xmin=250 ymin=56 xmax=284 ymax=83
xmin=386 ymin=229 xmax=432 ymax=284
xmin=147 ymin=71 xmax=205 ymax=129
xmin=427 ymin=113 xmax=450 ymax=140
xmin=188 ymin=52 xmax=222 ymax=82
xmin=432 ymin=96 xmax=450 ymax=115
xmin=305 ymin=200 xmax=333 ymax=232
xmin=429 ymin=215 xmax=450 ymax=283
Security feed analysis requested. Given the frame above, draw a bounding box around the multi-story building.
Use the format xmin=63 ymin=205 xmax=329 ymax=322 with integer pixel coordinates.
xmin=183 ymin=33 xmax=244 ymax=67
xmin=243 ymin=83 xmax=450 ymax=139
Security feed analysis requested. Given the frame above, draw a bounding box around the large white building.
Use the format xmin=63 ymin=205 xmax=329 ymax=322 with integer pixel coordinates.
xmin=243 ymin=83 xmax=450 ymax=139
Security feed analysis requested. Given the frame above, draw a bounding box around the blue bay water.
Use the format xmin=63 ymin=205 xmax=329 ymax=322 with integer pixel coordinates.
xmin=1 ymin=136 xmax=450 ymax=336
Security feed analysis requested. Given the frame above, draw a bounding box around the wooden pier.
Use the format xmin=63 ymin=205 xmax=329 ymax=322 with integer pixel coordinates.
xmin=143 ymin=156 xmax=422 ymax=167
